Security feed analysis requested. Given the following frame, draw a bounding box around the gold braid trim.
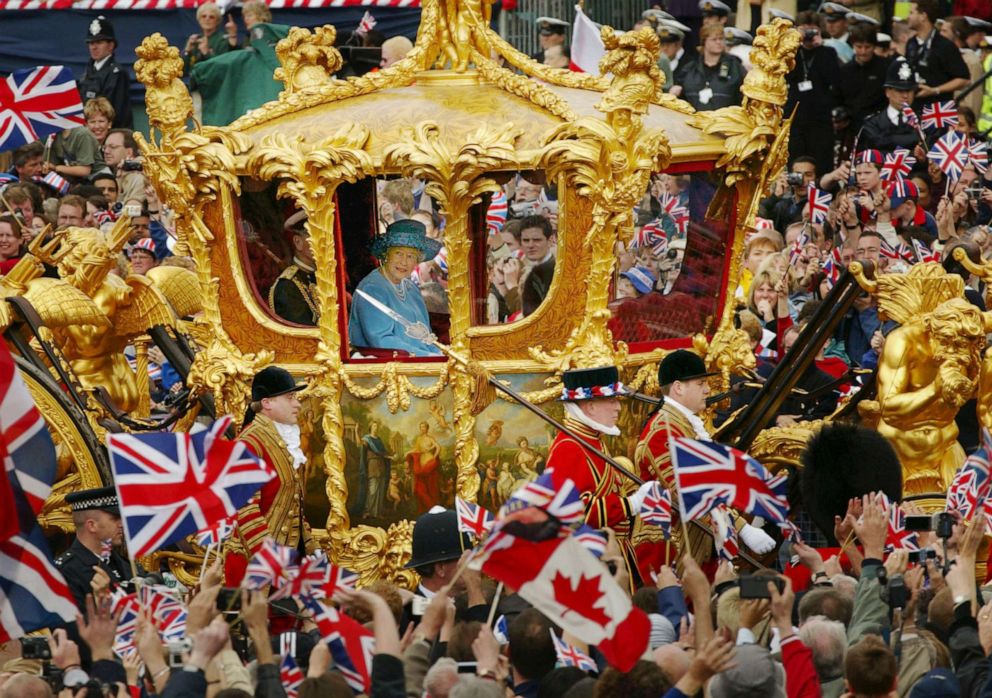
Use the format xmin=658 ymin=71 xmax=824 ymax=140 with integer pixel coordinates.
xmin=339 ymin=362 xmax=451 ymax=413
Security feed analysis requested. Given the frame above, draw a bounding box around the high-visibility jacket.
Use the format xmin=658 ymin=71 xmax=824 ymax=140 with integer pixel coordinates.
xmin=980 ymin=54 xmax=992 ymax=134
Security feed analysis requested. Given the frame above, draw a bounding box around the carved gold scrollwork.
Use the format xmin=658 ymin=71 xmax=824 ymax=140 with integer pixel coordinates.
xmin=275 ymin=25 xmax=342 ymax=95
xmin=533 ymin=27 xmax=670 ymax=375
xmin=340 ymin=363 xmax=451 ymax=413
xmin=245 ymin=127 xmax=373 ymax=553
xmin=384 ymin=121 xmax=521 ymax=501
xmin=134 ymin=34 xmax=267 ymax=418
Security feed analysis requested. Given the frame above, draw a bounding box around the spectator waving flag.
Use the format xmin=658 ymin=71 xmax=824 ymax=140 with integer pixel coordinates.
xmin=822 ymin=257 xmax=841 ymax=289
xmin=0 ymin=342 xmax=78 ymax=642
xmin=456 ymin=497 xmax=494 ymax=538
xmin=807 ymin=186 xmax=832 ymax=225
xmin=920 ymin=100 xmax=958 ymax=130
xmin=901 ymin=103 xmax=919 ymax=129
xmin=471 ymin=524 xmax=650 ymax=671
xmin=969 ymin=139 xmax=988 ymax=175
xmin=670 ymin=437 xmax=790 ymax=524
xmin=280 ymin=654 xmax=305 ymax=698
xmin=107 ymin=416 xmax=277 ymax=558
xmin=550 ymin=629 xmax=598 ymax=672
xmin=243 ymin=537 xmax=296 ymax=590
xmin=308 ymin=599 xmax=375 ymax=694
xmin=881 ymin=148 xmax=916 ymax=181
xmin=0 ymin=66 xmax=85 ymax=151
xmin=929 ymin=130 xmax=969 ymax=181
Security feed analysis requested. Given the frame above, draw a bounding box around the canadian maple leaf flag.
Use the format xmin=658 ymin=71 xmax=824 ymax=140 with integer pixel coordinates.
xmin=471 ymin=528 xmax=649 ymax=671
xmin=570 ymin=5 xmax=605 ymax=74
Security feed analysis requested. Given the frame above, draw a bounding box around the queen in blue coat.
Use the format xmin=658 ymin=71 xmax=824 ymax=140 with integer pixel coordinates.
xmin=349 ymin=219 xmax=443 ymax=357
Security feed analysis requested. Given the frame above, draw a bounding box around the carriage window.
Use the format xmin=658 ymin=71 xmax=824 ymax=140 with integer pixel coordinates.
xmin=478 ymin=171 xmax=559 ymax=325
xmin=607 ymin=169 xmax=733 ymax=348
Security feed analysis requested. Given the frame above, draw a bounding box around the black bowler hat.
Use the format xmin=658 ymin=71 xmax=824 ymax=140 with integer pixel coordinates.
xmin=884 ymin=58 xmax=918 ymax=91
xmin=405 ymin=508 xmax=471 ymax=569
xmin=658 ymin=350 xmax=718 ymax=386
xmin=65 ymin=486 xmax=120 ymax=515
xmin=251 ymin=366 xmax=305 ymax=402
xmin=87 ymin=16 xmax=116 ymax=43
xmin=559 ymin=365 xmax=630 ymax=401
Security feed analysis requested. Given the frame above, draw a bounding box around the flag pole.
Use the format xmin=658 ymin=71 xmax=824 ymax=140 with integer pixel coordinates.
xmin=487 ymin=582 xmax=504 ymax=626
xmin=664 ymin=412 xmax=693 ymax=560
xmin=199 ymin=543 xmax=214 ymax=579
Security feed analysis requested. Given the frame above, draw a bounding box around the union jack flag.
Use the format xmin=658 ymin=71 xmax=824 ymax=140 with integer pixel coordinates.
xmin=929 ymin=130 xmax=969 ymax=181
xmin=807 ymin=186 xmax=832 ymax=225
xmin=99 ymin=537 xmax=112 ymax=563
xmin=110 ymin=589 xmax=139 ymax=659
xmin=822 ymin=258 xmax=841 ymax=289
xmin=550 ymin=629 xmax=598 ymax=672
xmin=572 ymin=524 xmax=607 ymax=558
xmin=912 ymin=239 xmax=940 ymax=264
xmin=456 ymin=497 xmax=494 ymax=538
xmin=660 ymin=194 xmax=690 ymax=235
xmin=243 ymin=537 xmax=295 ymax=591
xmin=280 ymin=654 xmax=305 ymax=698
xmin=0 ymin=342 xmax=77 ymax=642
xmin=946 ymin=435 xmax=991 ymax=521
xmin=355 ymin=10 xmax=377 ymax=34
xmin=711 ymin=504 xmax=739 ymax=562
xmin=670 ymin=437 xmax=790 ymax=524
xmin=879 ymin=238 xmax=904 ymax=261
xmin=486 ymin=189 xmax=508 ymax=236
xmin=0 ymin=66 xmax=85 ymax=151
xmin=308 ymin=598 xmax=375 ymax=694
xmin=874 ymin=493 xmax=920 ymax=552
xmin=500 ymin=473 xmax=585 ymax=525
xmin=107 ymin=415 xmax=277 ymax=558
xmin=881 ymin=148 xmax=916 ymax=182
xmin=195 ymin=517 xmax=235 ymax=548
xmin=138 ymin=585 xmax=187 ymax=641
xmin=639 ymin=481 xmax=672 ymax=537
xmin=91 ymin=208 xmax=117 ymax=227
xmin=969 ymin=139 xmax=989 ymax=175
xmin=789 ymin=226 xmax=811 ymax=266
xmin=493 ymin=614 xmax=509 ymax=644
xmin=38 ymin=171 xmax=69 ymax=195
xmin=631 ymin=220 xmax=665 ymax=251
xmin=921 ymin=100 xmax=958 ymax=130
xmin=321 ymin=556 xmax=360 ymax=598
xmin=901 ymin=103 xmax=919 ymax=129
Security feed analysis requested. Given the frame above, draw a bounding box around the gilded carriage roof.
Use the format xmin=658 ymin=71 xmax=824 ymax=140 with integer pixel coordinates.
xmin=236 ymin=76 xmax=724 ymax=166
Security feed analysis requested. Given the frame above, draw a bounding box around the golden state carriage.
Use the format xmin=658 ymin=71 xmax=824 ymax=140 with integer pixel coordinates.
xmin=13 ymin=0 xmax=988 ymax=585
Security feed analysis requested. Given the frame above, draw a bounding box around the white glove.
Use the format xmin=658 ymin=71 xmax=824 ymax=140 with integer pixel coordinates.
xmin=740 ymin=524 xmax=776 ymax=554
xmin=627 ymin=481 xmax=657 ymax=512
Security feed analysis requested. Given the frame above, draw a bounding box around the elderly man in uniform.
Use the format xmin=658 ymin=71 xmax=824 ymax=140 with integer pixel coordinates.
xmin=270 ymin=211 xmax=318 ymax=326
xmin=531 ymin=17 xmax=568 ymax=63
xmin=55 ymin=486 xmax=133 ymax=611
xmin=633 ymin=350 xmax=775 ymax=580
xmin=542 ymin=365 xmax=656 ymax=588
xmin=78 ymin=16 xmax=133 ymax=129
xmin=227 ymin=366 xmax=315 ymax=584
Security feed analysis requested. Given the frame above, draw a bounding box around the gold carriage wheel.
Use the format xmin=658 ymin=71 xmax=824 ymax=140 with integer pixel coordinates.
xmin=16 ymin=355 xmax=111 ymax=534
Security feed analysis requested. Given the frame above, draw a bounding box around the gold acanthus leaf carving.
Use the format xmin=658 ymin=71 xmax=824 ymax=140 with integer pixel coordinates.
xmin=275 ymin=25 xmax=342 ymax=95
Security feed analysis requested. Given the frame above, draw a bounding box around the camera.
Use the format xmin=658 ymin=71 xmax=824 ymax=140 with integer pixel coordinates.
xmin=882 ymin=574 xmax=909 ymax=610
xmin=166 ymin=638 xmax=193 ymax=668
xmin=124 ymin=203 xmax=143 ymax=219
xmin=802 ymin=28 xmax=819 ymax=42
xmin=216 ymin=586 xmax=243 ymax=613
xmin=909 ymin=548 xmax=937 ymax=565
xmin=904 ymin=512 xmax=955 ymax=538
xmin=786 ymin=172 xmax=805 ymax=187
xmin=20 ymin=637 xmax=51 ymax=660
xmin=121 ymin=159 xmax=143 ymax=172
xmin=965 ymin=186 xmax=984 ymax=201
xmin=738 ymin=574 xmax=785 ymax=599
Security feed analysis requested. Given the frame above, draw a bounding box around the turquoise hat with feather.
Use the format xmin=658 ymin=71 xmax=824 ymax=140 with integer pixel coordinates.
xmin=370 ymin=219 xmax=442 ymax=261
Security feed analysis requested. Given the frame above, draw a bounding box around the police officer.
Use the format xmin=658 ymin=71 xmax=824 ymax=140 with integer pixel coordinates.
xmin=78 ymin=16 xmax=133 ymax=129
xmin=55 ymin=486 xmax=133 ymax=611
xmin=860 ymin=58 xmax=921 ymax=151
xmin=269 ymin=211 xmax=319 ymax=326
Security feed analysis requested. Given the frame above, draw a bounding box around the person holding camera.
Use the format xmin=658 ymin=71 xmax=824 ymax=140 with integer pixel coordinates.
xmin=183 ymin=2 xmax=239 ymax=74
xmin=786 ymin=12 xmax=842 ymax=180
xmin=762 ymin=157 xmax=818 ymax=234
xmin=101 ymin=129 xmax=145 ymax=207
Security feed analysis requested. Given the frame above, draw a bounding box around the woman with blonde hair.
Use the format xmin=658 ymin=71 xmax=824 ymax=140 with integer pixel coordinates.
xmin=183 ymin=1 xmax=238 ymax=72
xmin=83 ymin=98 xmax=115 ymax=144
xmin=747 ymin=265 xmax=791 ymax=357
